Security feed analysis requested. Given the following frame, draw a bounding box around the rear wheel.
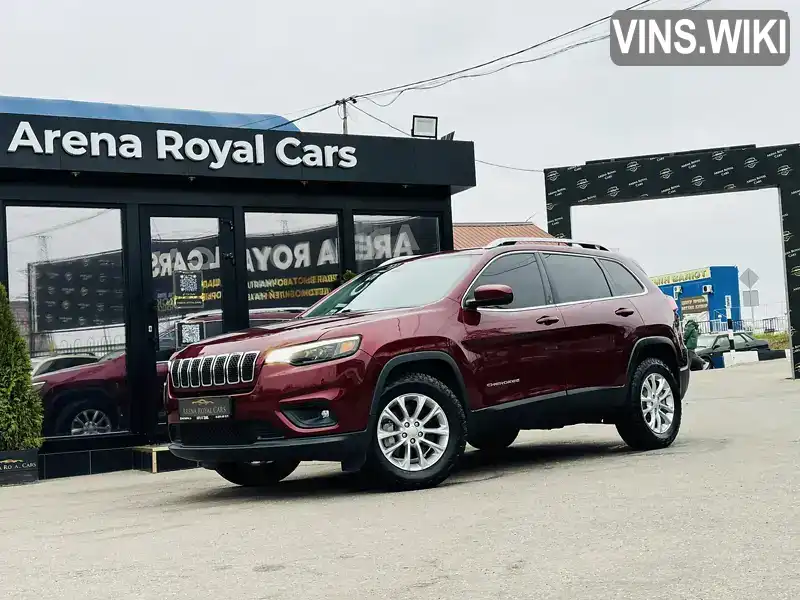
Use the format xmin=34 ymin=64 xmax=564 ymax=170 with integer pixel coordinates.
xmin=215 ymin=460 xmax=300 ymax=487
xmin=55 ymin=398 xmax=116 ymax=436
xmin=364 ymin=373 xmax=466 ymax=491
xmin=616 ymin=358 xmax=682 ymax=450
xmin=468 ymin=428 xmax=519 ymax=452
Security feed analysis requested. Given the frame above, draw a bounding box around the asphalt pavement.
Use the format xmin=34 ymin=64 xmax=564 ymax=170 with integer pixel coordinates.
xmin=1 ymin=359 xmax=798 ymax=600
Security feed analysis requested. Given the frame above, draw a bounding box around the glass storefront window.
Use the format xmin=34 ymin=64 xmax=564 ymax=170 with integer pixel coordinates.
xmin=6 ymin=206 xmax=128 ymax=439
xmin=244 ymin=212 xmax=340 ymax=320
xmin=353 ymin=215 xmax=440 ymax=273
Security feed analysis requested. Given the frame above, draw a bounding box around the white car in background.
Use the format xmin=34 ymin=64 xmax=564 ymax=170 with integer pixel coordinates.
xmin=30 ymin=353 xmax=99 ymax=377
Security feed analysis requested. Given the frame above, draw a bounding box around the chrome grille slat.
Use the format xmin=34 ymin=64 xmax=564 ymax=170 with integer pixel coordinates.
xmin=179 ymin=359 xmax=191 ymax=388
xmin=226 ymin=352 xmax=242 ymax=385
xmin=169 ymin=360 xmax=181 ymax=388
xmin=240 ymin=351 xmax=259 ymax=383
xmin=189 ymin=357 xmax=202 ymax=387
xmin=200 ymin=356 xmax=214 ymax=386
xmin=212 ymin=354 xmax=228 ymax=386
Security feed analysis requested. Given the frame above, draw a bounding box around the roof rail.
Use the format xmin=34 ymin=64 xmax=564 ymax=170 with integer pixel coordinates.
xmin=378 ymin=255 xmax=418 ymax=267
xmin=485 ymin=237 xmax=609 ymax=251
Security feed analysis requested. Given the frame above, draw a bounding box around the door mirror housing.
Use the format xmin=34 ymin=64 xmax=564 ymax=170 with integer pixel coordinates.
xmin=465 ymin=284 xmax=514 ymax=309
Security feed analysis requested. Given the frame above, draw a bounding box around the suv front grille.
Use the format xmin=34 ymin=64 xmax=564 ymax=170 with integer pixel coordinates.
xmin=169 ymin=351 xmax=260 ymax=389
xmin=170 ymin=420 xmax=283 ymax=446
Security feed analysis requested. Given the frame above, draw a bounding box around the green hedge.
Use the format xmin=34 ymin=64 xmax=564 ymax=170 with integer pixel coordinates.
xmin=753 ymin=331 xmax=789 ymax=350
xmin=0 ymin=284 xmax=43 ymax=451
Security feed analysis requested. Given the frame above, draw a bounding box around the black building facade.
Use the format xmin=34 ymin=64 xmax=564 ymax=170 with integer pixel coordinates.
xmin=0 ymin=112 xmax=476 ymax=472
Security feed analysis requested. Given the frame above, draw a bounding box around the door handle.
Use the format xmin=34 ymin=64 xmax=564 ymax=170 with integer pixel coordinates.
xmin=536 ymin=316 xmax=560 ymax=325
xmin=615 ymin=308 xmax=635 ymax=317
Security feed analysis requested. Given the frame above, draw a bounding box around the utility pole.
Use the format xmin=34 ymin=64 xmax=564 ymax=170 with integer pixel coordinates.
xmin=337 ymin=97 xmax=356 ymax=135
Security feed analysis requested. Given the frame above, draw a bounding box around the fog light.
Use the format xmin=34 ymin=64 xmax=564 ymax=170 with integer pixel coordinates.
xmin=283 ymin=405 xmax=337 ymax=429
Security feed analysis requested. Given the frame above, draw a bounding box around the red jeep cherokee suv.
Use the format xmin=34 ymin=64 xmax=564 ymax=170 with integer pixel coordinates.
xmin=167 ymin=238 xmax=690 ymax=491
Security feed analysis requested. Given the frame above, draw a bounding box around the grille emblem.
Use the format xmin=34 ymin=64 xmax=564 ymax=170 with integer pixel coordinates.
xmin=169 ymin=350 xmax=259 ymax=389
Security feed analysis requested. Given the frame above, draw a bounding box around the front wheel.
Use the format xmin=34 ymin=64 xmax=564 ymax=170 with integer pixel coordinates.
xmin=215 ymin=460 xmax=301 ymax=487
xmin=616 ymin=358 xmax=682 ymax=450
xmin=365 ymin=373 xmax=467 ymax=491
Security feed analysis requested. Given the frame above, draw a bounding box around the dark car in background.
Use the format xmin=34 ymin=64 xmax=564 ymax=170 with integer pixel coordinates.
xmin=694 ymin=331 xmax=770 ymax=369
xmin=31 ymin=308 xmax=301 ymax=436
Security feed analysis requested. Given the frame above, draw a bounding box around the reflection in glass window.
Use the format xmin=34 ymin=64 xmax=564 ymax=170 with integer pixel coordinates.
xmin=354 ymin=215 xmax=440 ymax=273
xmin=6 ymin=206 xmax=128 ymax=438
xmin=245 ymin=213 xmax=340 ymax=316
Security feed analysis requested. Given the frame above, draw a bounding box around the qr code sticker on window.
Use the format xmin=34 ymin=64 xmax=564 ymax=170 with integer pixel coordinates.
xmin=180 ymin=323 xmax=202 ymax=344
xmin=179 ymin=273 xmax=199 ymax=294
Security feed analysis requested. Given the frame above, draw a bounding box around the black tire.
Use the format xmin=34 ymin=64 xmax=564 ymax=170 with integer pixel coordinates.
xmin=215 ymin=460 xmax=301 ymax=487
xmin=364 ymin=373 xmax=467 ymax=492
xmin=701 ymin=356 xmax=713 ymax=370
xmin=54 ymin=396 xmax=117 ymax=436
xmin=468 ymin=428 xmax=519 ymax=452
xmin=616 ymin=357 xmax=682 ymax=450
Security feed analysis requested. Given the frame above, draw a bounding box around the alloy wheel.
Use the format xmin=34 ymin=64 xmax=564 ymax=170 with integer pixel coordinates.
xmin=640 ymin=372 xmax=675 ymax=435
xmin=377 ymin=393 xmax=450 ymax=472
xmin=71 ymin=409 xmax=113 ymax=435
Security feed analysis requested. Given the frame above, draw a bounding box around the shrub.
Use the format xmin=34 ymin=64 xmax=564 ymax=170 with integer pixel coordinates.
xmin=0 ymin=283 xmax=43 ymax=451
xmin=342 ymin=269 xmax=357 ymax=283
xmin=753 ymin=331 xmax=789 ymax=350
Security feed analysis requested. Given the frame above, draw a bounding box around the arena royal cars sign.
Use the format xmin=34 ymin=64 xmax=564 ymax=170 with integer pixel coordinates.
xmin=0 ymin=113 xmax=477 ymax=187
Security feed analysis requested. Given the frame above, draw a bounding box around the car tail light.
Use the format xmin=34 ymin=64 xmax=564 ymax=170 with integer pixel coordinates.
xmin=667 ymin=296 xmax=684 ymax=342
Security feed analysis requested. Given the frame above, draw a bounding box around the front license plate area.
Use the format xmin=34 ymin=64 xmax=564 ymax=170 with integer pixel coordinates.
xmin=178 ymin=397 xmax=232 ymax=421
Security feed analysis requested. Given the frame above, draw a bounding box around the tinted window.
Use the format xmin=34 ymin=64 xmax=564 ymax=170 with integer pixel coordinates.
xmin=600 ymin=259 xmax=645 ymax=296
xmin=469 ymin=253 xmax=546 ymax=309
xmin=542 ymin=253 xmax=611 ymax=303
xmin=734 ymin=333 xmax=750 ymax=349
xmin=715 ymin=336 xmax=731 ymax=350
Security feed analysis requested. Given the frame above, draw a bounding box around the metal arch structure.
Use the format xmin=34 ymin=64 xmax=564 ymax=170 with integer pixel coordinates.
xmin=543 ymin=143 xmax=800 ymax=379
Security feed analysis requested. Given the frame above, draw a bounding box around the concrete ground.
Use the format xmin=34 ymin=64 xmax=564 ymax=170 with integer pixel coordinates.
xmin=2 ymin=359 xmax=798 ymax=600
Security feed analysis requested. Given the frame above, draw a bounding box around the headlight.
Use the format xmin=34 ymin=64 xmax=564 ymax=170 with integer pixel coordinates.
xmin=31 ymin=381 xmax=45 ymax=393
xmin=264 ymin=336 xmax=361 ymax=366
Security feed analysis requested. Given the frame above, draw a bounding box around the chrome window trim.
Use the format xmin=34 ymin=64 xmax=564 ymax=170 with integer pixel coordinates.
xmin=461 ymin=249 xmax=648 ymax=314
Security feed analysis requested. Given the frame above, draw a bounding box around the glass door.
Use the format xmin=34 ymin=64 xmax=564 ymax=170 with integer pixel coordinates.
xmin=139 ymin=206 xmax=238 ymax=429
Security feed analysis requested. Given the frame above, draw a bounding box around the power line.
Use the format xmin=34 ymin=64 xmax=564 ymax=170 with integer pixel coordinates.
xmin=353 ymin=0 xmax=659 ymax=103
xmin=349 ymin=102 xmax=545 ymax=173
xmin=8 ymin=209 xmax=113 ymax=243
xmin=235 ymin=101 xmax=339 ymax=130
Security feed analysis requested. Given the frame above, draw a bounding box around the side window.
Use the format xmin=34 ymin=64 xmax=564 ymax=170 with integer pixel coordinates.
xmin=733 ymin=333 xmax=749 ymax=349
xmin=715 ymin=336 xmax=731 ymax=350
xmin=600 ymin=259 xmax=645 ymax=296
xmin=542 ymin=254 xmax=612 ymax=304
xmin=469 ymin=253 xmax=547 ymax=309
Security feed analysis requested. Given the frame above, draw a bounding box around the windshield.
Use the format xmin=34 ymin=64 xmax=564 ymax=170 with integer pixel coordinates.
xmin=303 ymin=253 xmax=480 ymax=318
xmin=696 ymin=334 xmax=717 ymax=349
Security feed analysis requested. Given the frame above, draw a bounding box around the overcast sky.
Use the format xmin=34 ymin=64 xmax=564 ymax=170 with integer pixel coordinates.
xmin=1 ymin=0 xmax=797 ymax=319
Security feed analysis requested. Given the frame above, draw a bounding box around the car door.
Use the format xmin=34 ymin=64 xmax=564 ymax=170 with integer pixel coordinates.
xmin=460 ymin=251 xmax=567 ymax=410
xmin=540 ymin=252 xmax=645 ymax=396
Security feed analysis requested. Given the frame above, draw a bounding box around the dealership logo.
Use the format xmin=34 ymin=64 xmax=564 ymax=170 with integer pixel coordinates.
xmin=660 ymin=168 xmax=673 ymax=179
xmin=691 ymin=175 xmax=705 ymax=187
xmin=785 ymin=231 xmax=794 ymax=243
xmin=546 ymin=171 xmax=559 ymax=181
xmin=192 ymin=399 xmax=214 ymax=406
xmin=545 ymin=203 xmax=556 ymax=211
xmin=711 ymin=151 xmax=725 ymax=161
xmin=777 ymin=165 xmax=792 ymax=176
xmin=576 ymin=178 xmax=589 ymax=189
xmin=626 ymin=161 xmax=640 ymax=172
xmin=790 ymin=266 xmax=800 ymax=277
xmin=744 ymin=157 xmax=758 ymax=169
xmin=607 ymin=186 xmax=620 ymax=197
xmin=6 ymin=121 xmax=358 ymax=171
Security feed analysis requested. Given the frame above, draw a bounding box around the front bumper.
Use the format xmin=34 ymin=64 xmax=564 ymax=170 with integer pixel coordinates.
xmin=169 ymin=430 xmax=369 ymax=466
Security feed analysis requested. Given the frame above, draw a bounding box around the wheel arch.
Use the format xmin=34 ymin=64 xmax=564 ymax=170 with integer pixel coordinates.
xmin=369 ymin=351 xmax=469 ymax=418
xmin=45 ymin=386 xmax=118 ymax=434
xmin=627 ymin=336 xmax=680 ymax=383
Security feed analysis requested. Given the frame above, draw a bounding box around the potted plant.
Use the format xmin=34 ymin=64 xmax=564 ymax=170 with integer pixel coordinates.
xmin=0 ymin=283 xmax=43 ymax=485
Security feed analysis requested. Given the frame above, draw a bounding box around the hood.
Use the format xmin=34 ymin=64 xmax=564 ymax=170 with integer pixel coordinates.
xmin=172 ymin=308 xmax=413 ymax=358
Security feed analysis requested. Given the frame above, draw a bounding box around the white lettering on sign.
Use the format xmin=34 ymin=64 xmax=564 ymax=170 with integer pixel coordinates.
xmin=6 ymin=121 xmax=357 ymax=171
xmin=7 ymin=121 xmax=143 ymax=159
xmin=275 ymin=137 xmax=357 ymax=169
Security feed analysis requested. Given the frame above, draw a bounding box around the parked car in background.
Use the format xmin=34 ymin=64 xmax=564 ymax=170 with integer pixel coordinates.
xmin=693 ymin=331 xmax=770 ymax=369
xmin=30 ymin=353 xmax=99 ymax=377
xmin=31 ymin=308 xmax=300 ymax=437
xmin=166 ymin=237 xmax=690 ymax=491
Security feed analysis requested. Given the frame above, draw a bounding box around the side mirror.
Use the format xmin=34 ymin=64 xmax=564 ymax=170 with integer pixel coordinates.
xmin=465 ymin=284 xmax=514 ymax=309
